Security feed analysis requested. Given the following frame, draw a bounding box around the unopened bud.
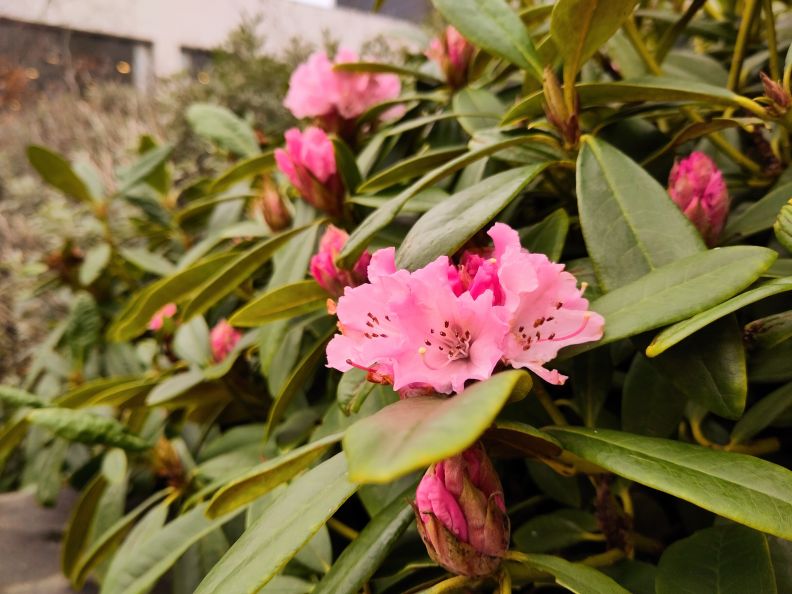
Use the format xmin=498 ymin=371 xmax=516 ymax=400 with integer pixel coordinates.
xmin=426 ymin=26 xmax=474 ymax=89
xmin=309 ymin=225 xmax=370 ymax=298
xmin=760 ymin=72 xmax=791 ymax=116
xmin=258 ymin=177 xmax=292 ymax=232
xmin=542 ymin=67 xmax=579 ymax=149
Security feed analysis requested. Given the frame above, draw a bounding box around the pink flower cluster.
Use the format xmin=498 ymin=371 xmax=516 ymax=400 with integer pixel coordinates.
xmin=426 ymin=26 xmax=474 ymax=89
xmin=284 ymin=49 xmax=401 ymax=128
xmin=326 ymin=223 xmax=604 ymax=394
xmin=310 ymin=225 xmax=371 ymax=298
xmin=275 ymin=127 xmax=344 ymax=217
xmin=210 ymin=320 xmax=242 ymax=363
xmin=668 ymin=152 xmax=729 ymax=246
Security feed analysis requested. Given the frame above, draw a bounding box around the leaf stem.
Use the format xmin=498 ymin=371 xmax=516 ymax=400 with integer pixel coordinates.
xmin=533 ymin=382 xmax=567 ymax=426
xmin=422 ymin=575 xmax=473 ymax=593
xmin=727 ymin=0 xmax=761 ymax=91
xmin=655 ymin=0 xmax=708 ymax=63
xmin=327 ymin=517 xmax=359 ymax=540
xmin=762 ymin=0 xmax=780 ymax=81
xmin=581 ymin=548 xmax=625 ymax=567
xmin=498 ymin=566 xmax=512 ymax=594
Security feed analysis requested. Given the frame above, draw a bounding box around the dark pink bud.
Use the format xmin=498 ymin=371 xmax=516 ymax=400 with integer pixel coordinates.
xmin=426 ymin=26 xmax=474 ymax=89
xmin=210 ymin=320 xmax=242 ymax=363
xmin=413 ymin=443 xmax=509 ymax=577
xmin=309 ymin=225 xmax=371 ymax=298
xmin=668 ymin=152 xmax=729 ymax=246
xmin=255 ymin=177 xmax=292 ymax=232
xmin=760 ymin=72 xmax=791 ymax=115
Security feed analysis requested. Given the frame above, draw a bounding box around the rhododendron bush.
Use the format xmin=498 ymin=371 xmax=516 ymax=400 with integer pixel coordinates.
xmin=5 ymin=1 xmax=792 ymax=593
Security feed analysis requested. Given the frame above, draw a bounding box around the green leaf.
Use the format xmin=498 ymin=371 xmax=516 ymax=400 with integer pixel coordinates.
xmin=519 ymin=208 xmax=569 ymax=261
xmin=27 ymin=408 xmax=150 ymax=451
xmin=452 ymin=88 xmax=504 ymax=135
xmin=513 ymin=510 xmax=598 ymax=553
xmin=397 ymin=164 xmax=548 ymax=270
xmin=146 ymin=369 xmax=206 ymax=406
xmin=503 ymin=77 xmax=746 ymax=125
xmin=0 ymin=385 xmax=45 ymax=408
xmin=585 ymin=246 xmax=777 ymax=348
xmin=622 ymin=354 xmax=685 ymax=437
xmin=648 ymin=277 xmax=792 ymax=356
xmin=482 ymin=421 xmax=562 ymax=459
xmin=229 ymin=280 xmax=327 ymax=327
xmin=656 ymin=525 xmax=777 ymax=594
xmin=186 ymin=103 xmax=259 ymax=157
xmin=206 ymin=432 xmax=343 ymax=518
xmin=332 ymin=61 xmax=443 ymax=84
xmin=79 ymin=243 xmax=112 ymax=286
xmin=576 ymin=136 xmax=704 ymax=291
xmin=343 ymin=370 xmax=532 ymax=483
xmin=723 ymin=182 xmax=792 ymax=241
xmin=514 ymin=553 xmax=631 ymax=593
xmin=332 ymin=137 xmax=363 ymax=193
xmin=336 ymin=368 xmax=377 ymax=415
xmin=27 ymin=145 xmax=96 ymax=203
xmin=432 ymin=0 xmax=543 ymax=78
xmin=182 ymin=224 xmax=316 ymax=321
xmin=195 ymin=453 xmax=357 ymax=594
xmin=337 ymin=135 xmax=540 ymax=268
xmin=551 ymin=0 xmax=638 ymax=80
xmin=62 ymin=473 xmax=108 ymax=579
xmin=731 ymin=381 xmax=792 ymax=443
xmin=119 ymin=247 xmax=176 ymax=276
xmin=210 ymin=151 xmax=275 ymax=193
xmin=774 ymin=200 xmax=792 ymax=252
xmin=173 ymin=316 xmax=212 ymax=367
xmin=357 ymin=146 xmax=467 ymax=194
xmin=547 ymin=427 xmax=792 ymax=539
xmin=312 ymin=485 xmax=415 ymax=594
xmin=117 ymin=144 xmax=174 ymax=194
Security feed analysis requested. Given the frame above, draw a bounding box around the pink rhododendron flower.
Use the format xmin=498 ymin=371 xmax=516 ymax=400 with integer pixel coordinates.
xmin=310 ymin=225 xmax=371 ymax=298
xmin=488 ymin=223 xmax=604 ymax=385
xmin=668 ymin=152 xmax=729 ymax=246
xmin=148 ymin=303 xmax=177 ymax=331
xmin=275 ymin=127 xmax=344 ymax=216
xmin=426 ymin=26 xmax=474 ymax=89
xmin=414 ymin=443 xmax=509 ymax=577
xmin=210 ymin=320 xmax=242 ymax=363
xmin=283 ymin=49 xmax=402 ymax=130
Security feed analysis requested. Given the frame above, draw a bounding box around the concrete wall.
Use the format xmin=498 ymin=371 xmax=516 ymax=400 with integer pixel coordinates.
xmin=0 ymin=0 xmax=420 ymax=79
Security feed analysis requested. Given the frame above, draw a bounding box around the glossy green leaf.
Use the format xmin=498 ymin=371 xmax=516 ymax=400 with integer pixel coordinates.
xmin=229 ymin=280 xmax=327 ymax=327
xmin=577 ymin=136 xmax=704 ymax=291
xmin=333 ymin=61 xmax=443 ymax=84
xmin=337 ymin=135 xmax=539 ymax=268
xmin=433 ymin=0 xmax=543 ymax=78
xmin=186 ymin=103 xmax=259 ymax=157
xmin=195 ymin=453 xmax=357 ymax=594
xmin=723 ymin=182 xmax=792 ymax=241
xmin=397 ymin=164 xmax=548 ymax=269
xmin=357 ymin=146 xmax=467 ymax=194
xmin=514 ymin=553 xmax=631 ymax=593
xmin=119 ymin=247 xmax=175 ymax=276
xmin=117 ymin=144 xmax=174 ymax=194
xmin=648 ymin=277 xmax=792 ymax=356
xmin=62 ymin=473 xmax=108 ymax=579
xmin=774 ymin=200 xmax=792 ymax=252
xmin=332 ymin=137 xmax=363 ymax=193
xmin=548 ymin=427 xmax=792 ymax=539
xmin=452 ymin=88 xmax=504 ymax=135
xmin=210 ymin=151 xmax=275 ymax=193
xmin=27 ymin=408 xmax=150 ymax=451
xmin=551 ymin=0 xmax=637 ymax=80
xmin=206 ymin=432 xmax=343 ymax=518
xmin=513 ymin=510 xmax=598 ymax=553
xmin=731 ymin=381 xmax=792 ymax=443
xmin=312 ymin=485 xmax=415 ymax=594
xmin=336 ymin=368 xmax=376 ymax=415
xmin=622 ymin=354 xmax=685 ymax=437
xmin=343 ymin=370 xmax=532 ymax=483
xmin=27 ymin=145 xmax=96 ymax=203
xmin=182 ymin=224 xmax=316 ymax=321
xmin=519 ymin=208 xmax=569 ymax=261
xmin=79 ymin=243 xmax=112 ymax=286
xmin=0 ymin=385 xmax=45 ymax=408
xmin=482 ymin=421 xmax=562 ymax=459
xmin=503 ymin=77 xmax=745 ymax=125
xmin=656 ymin=525 xmax=777 ymax=594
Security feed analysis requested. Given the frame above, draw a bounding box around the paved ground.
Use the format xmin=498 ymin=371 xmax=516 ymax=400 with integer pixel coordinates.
xmin=0 ymin=489 xmax=96 ymax=594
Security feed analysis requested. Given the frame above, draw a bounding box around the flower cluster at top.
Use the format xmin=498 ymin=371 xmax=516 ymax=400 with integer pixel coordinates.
xmin=322 ymin=222 xmax=605 ymax=394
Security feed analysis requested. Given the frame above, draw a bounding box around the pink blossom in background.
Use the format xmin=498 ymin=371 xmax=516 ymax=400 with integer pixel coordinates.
xmin=310 ymin=225 xmax=371 ymax=298
xmin=426 ymin=26 xmax=474 ymax=88
xmin=668 ymin=151 xmax=729 ymax=246
xmin=210 ymin=320 xmax=242 ymax=363
xmin=148 ymin=303 xmax=177 ymax=331
xmin=414 ymin=443 xmax=509 ymax=577
xmin=283 ymin=49 xmax=402 ymax=127
xmin=275 ymin=127 xmax=344 ymax=216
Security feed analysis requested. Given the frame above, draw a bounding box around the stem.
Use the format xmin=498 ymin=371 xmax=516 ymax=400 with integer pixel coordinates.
xmin=422 ymin=576 xmax=472 ymax=593
xmin=499 ymin=567 xmax=512 ymax=594
xmin=327 ymin=518 xmax=359 ymax=540
xmin=726 ymin=436 xmax=781 ymax=455
xmin=727 ymin=0 xmax=761 ymax=91
xmin=581 ymin=548 xmax=625 ymax=567
xmin=655 ymin=0 xmax=708 ymax=63
xmin=533 ymin=382 xmax=568 ymax=426
xmin=623 ymin=18 xmax=662 ymax=76
xmin=762 ymin=0 xmax=780 ymax=81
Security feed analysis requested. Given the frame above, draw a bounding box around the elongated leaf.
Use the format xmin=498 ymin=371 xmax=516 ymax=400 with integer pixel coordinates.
xmin=210 ymin=152 xmax=275 ymax=193
xmin=513 ymin=510 xmax=598 ymax=554
xmin=195 ymin=454 xmax=357 ymax=594
xmin=119 ymin=247 xmax=175 ymax=276
xmin=576 ymin=136 xmax=704 ymax=291
xmin=186 ymin=103 xmax=259 ymax=157
xmin=397 ymin=164 xmax=548 ymax=269
xmin=333 ymin=61 xmax=443 ymax=84
xmin=503 ymin=77 xmax=745 ymax=125
xmin=551 ymin=0 xmax=637 ymax=80
xmin=452 ymin=88 xmax=504 ymax=135
xmin=79 ymin=243 xmax=112 ymax=286
xmin=515 ymin=553 xmax=631 ymax=594
xmin=547 ymin=427 xmax=792 ymax=539
xmin=312 ymin=485 xmax=415 ymax=594
xmin=519 ymin=208 xmax=569 ymax=261
xmin=27 ymin=408 xmax=150 ymax=451
xmin=482 ymin=421 xmax=562 ymax=459
xmin=62 ymin=473 xmax=108 ymax=579
xmin=723 ymin=182 xmax=792 ymax=241
xmin=117 ymin=144 xmax=174 ymax=194
xmin=332 ymin=137 xmax=363 ymax=193
xmin=27 ymin=145 xmax=96 ymax=203
xmin=433 ymin=0 xmax=543 ymax=78
xmin=338 ymin=136 xmax=540 ymax=268
xmin=344 ymin=370 xmax=532 ymax=483
xmin=656 ymin=525 xmax=777 ymax=594
xmin=206 ymin=432 xmax=343 ymax=518
xmin=0 ymin=385 xmax=45 ymax=408
xmin=648 ymin=277 xmax=792 ymax=356
xmin=358 ymin=146 xmax=467 ymax=194
xmin=229 ymin=280 xmax=327 ymax=327
xmin=182 ymin=224 xmax=316 ymax=320
xmin=775 ymin=200 xmax=792 ymax=252
xmin=336 ymin=368 xmax=376 ymax=415
xmin=622 ymin=355 xmax=685 ymax=437
xmin=731 ymin=382 xmax=792 ymax=443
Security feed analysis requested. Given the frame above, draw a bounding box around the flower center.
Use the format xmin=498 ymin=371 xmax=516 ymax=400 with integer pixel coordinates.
xmin=362 ymin=311 xmax=393 ymax=340
xmin=420 ymin=320 xmax=472 ymax=363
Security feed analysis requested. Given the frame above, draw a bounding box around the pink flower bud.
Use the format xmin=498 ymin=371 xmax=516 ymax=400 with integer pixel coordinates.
xmin=257 ymin=178 xmax=292 ymax=232
xmin=275 ymin=127 xmax=345 ymax=217
xmin=668 ymin=152 xmax=729 ymax=246
xmin=210 ymin=320 xmax=242 ymax=363
xmin=309 ymin=225 xmax=371 ymax=298
xmin=760 ymin=72 xmax=791 ymax=115
xmin=148 ymin=303 xmax=177 ymax=332
xmin=414 ymin=443 xmax=509 ymax=577
xmin=426 ymin=26 xmax=474 ymax=89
